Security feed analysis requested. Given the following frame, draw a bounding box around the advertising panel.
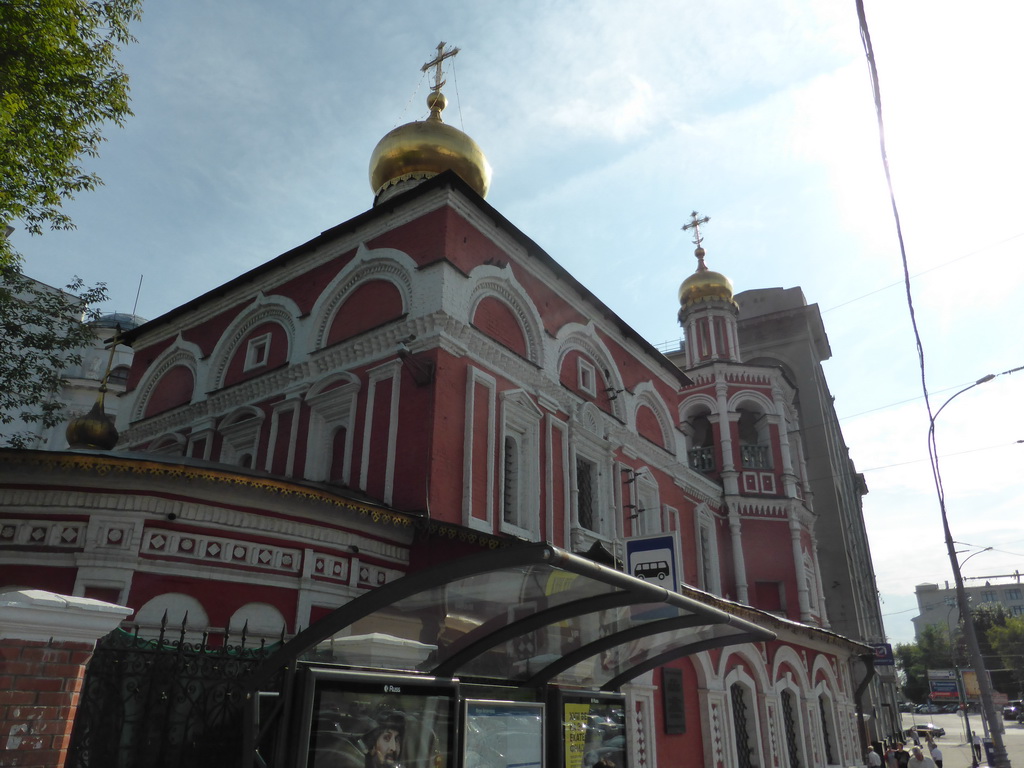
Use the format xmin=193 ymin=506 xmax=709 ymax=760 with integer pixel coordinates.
xmin=296 ymin=668 xmax=459 ymax=768
xmin=558 ymin=693 xmax=627 ymax=768
xmin=464 ymin=700 xmax=544 ymax=768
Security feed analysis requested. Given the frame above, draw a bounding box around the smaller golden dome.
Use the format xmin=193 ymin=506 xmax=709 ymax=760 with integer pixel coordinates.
xmin=369 ymin=91 xmax=492 ymax=200
xmin=66 ymin=393 xmax=118 ymax=451
xmin=678 ymin=247 xmax=737 ymax=309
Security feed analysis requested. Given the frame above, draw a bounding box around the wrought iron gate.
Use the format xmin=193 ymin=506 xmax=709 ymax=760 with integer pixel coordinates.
xmin=67 ymin=619 xmax=276 ymax=768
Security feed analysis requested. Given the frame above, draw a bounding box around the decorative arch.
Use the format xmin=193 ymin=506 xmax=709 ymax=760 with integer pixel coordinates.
xmin=555 ymin=324 xmax=627 ymax=422
xmin=718 ymin=644 xmax=771 ymax=691
xmin=679 ymin=393 xmax=718 ymax=423
xmin=228 ymin=602 xmax=287 ymax=638
xmin=728 ymin=390 xmax=776 ymax=414
xmin=309 ymin=245 xmax=415 ymax=350
xmin=467 ymin=266 xmax=545 ymax=366
xmin=134 ymin=592 xmax=210 ymax=640
xmin=810 ymin=654 xmax=843 ymax=695
xmin=771 ymin=645 xmax=811 ymax=691
xmin=131 ymin=337 xmax=203 ymax=421
xmin=207 ymin=293 xmax=300 ymax=391
xmin=631 ymin=382 xmax=674 ymax=454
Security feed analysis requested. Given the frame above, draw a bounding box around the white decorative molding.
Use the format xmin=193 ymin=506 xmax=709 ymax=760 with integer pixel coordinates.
xmin=554 ymin=323 xmax=627 ymax=422
xmin=310 ymin=245 xmax=415 ymax=350
xmin=141 ymin=529 xmax=302 ymax=573
xmin=360 ymin=359 xmax=403 ymax=504
xmin=0 ymin=519 xmax=86 ymax=549
xmin=631 ymin=381 xmax=676 ymax=456
xmin=304 ymin=373 xmax=360 ymax=484
xmin=467 ymin=267 xmax=546 ymax=367
xmin=207 ymin=293 xmax=302 ymax=390
xmin=498 ymin=389 xmax=543 ymax=539
xmin=463 ymin=366 xmax=496 ymax=531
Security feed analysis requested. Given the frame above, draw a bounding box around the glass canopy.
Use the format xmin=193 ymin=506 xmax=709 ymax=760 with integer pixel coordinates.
xmin=248 ymin=543 xmax=774 ymax=692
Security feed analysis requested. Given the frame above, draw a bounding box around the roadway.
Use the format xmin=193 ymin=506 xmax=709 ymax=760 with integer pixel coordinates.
xmin=899 ymin=712 xmax=1024 ymax=766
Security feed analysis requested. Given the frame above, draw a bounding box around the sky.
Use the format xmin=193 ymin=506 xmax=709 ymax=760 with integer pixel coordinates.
xmin=16 ymin=1 xmax=1024 ymax=645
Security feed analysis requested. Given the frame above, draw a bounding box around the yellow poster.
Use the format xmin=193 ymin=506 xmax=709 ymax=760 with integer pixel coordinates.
xmin=564 ymin=703 xmax=591 ymax=768
xmin=961 ymin=670 xmax=979 ymax=698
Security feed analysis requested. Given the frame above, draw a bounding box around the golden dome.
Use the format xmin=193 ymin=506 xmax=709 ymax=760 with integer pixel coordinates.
xmin=66 ymin=393 xmax=118 ymax=451
xmin=369 ymin=89 xmax=492 ymax=200
xmin=678 ymin=247 xmax=737 ymax=309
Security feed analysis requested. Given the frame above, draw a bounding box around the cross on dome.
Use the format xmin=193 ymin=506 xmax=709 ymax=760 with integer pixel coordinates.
xmin=682 ymin=210 xmax=710 ymax=249
xmin=421 ymin=42 xmax=460 ymax=95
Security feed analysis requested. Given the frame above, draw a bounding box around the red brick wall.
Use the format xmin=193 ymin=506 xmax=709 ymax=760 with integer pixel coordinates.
xmin=0 ymin=638 xmax=92 ymax=768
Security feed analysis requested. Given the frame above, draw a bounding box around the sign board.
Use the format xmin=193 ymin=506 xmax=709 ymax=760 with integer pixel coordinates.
xmin=625 ymin=533 xmax=679 ymax=591
xmin=662 ymin=667 xmax=685 ymax=735
xmin=870 ymin=643 xmax=894 ymax=666
xmin=928 ymin=679 xmax=959 ymax=700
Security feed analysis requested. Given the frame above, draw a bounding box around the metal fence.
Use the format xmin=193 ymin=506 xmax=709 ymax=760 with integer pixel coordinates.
xmin=67 ymin=616 xmax=278 ymax=768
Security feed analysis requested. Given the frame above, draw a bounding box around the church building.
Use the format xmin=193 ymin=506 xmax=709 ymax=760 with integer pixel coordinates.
xmin=0 ymin=44 xmax=889 ymax=768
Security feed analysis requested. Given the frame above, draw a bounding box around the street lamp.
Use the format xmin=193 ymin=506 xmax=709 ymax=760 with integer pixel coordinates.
xmin=928 ymin=373 xmax=1012 ymax=768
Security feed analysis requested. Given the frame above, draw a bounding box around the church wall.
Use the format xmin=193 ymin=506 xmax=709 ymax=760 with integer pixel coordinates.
xmin=743 ymin=518 xmax=799 ymax=618
xmin=0 ymin=563 xmax=76 ymax=595
xmin=651 ymin=658 xmax=706 ymax=766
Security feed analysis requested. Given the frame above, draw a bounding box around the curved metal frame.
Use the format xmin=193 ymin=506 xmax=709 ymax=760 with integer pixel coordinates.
xmin=248 ymin=542 xmax=774 ymax=692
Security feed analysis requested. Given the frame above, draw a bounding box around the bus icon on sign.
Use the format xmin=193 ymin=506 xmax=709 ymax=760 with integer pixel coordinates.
xmin=633 ymin=560 xmax=670 ymax=581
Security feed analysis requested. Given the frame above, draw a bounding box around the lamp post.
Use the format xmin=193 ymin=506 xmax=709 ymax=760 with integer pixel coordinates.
xmin=945 ymin=590 xmax=983 ymax=766
xmin=928 ymin=374 xmax=1010 ymax=768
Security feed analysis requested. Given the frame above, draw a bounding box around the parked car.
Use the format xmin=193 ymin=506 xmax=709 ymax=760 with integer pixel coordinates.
xmin=916 ymin=703 xmax=941 ymax=714
xmin=940 ymin=703 xmax=960 ymax=713
xmin=1003 ymin=700 xmax=1023 ymax=720
xmin=907 ymin=723 xmax=946 ymax=739
xmin=898 ymin=702 xmax=915 ymax=713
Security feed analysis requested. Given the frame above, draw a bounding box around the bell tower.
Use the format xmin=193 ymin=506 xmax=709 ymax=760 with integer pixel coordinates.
xmin=676 ymin=211 xmax=740 ymax=368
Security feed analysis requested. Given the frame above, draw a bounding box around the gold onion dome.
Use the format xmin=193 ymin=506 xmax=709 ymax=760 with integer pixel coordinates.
xmin=678 ymin=247 xmax=737 ymax=309
xmin=369 ymin=44 xmax=492 ymax=200
xmin=65 ymin=393 xmax=119 ymax=451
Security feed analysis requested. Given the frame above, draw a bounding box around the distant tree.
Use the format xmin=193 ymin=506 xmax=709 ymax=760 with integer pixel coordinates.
xmin=988 ymin=616 xmax=1024 ymax=699
xmin=896 ymin=625 xmax=953 ymax=703
xmin=0 ymin=266 xmax=107 ymax=448
xmin=0 ymin=0 xmax=142 ymax=266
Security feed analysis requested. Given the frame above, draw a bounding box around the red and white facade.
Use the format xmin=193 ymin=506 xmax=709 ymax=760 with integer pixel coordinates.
xmin=1 ymin=170 xmax=872 ymax=766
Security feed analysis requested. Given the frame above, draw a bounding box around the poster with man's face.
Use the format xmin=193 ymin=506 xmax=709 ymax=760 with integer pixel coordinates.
xmin=306 ymin=675 xmax=457 ymax=768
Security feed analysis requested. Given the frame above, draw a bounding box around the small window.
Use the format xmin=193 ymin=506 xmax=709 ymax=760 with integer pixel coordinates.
xmin=107 ymin=365 xmax=130 ymax=388
xmin=244 ymin=333 xmax=272 ymax=371
xmin=577 ymin=358 xmax=597 ymax=397
xmin=502 ymin=435 xmax=520 ymax=525
xmin=576 ymin=456 xmax=598 ymax=531
xmin=981 ymin=590 xmax=998 ymax=603
xmin=1006 ymin=588 xmax=1022 ymax=601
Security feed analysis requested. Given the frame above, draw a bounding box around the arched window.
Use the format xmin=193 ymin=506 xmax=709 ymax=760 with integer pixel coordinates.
xmin=730 ymin=682 xmax=757 ymax=768
xmin=688 ymin=412 xmax=715 ymax=472
xmin=818 ymin=694 xmax=836 ymax=765
xmin=737 ymin=408 xmax=771 ymax=469
xmin=781 ymin=689 xmax=803 ymax=768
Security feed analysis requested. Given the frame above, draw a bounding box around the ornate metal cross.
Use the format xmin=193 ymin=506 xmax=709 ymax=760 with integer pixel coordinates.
xmin=682 ymin=210 xmax=710 ymax=249
xmin=421 ymin=41 xmax=460 ymax=94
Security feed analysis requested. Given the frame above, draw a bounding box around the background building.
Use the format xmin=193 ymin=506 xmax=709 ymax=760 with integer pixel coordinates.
xmin=914 ymin=579 xmax=1024 ymax=639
